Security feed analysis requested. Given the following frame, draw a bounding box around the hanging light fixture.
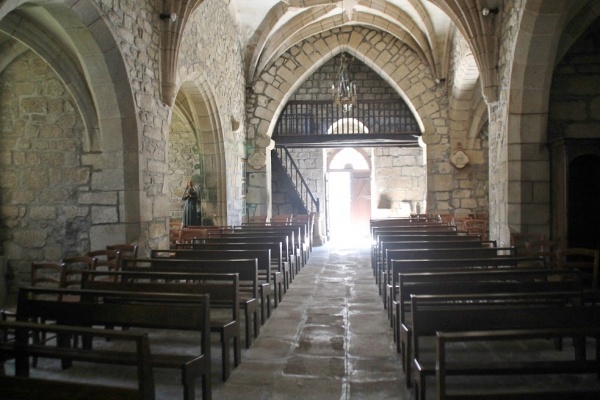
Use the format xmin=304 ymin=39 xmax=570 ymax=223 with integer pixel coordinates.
xmin=332 ymin=52 xmax=357 ymax=111
xmin=331 ymin=2 xmax=357 ymax=112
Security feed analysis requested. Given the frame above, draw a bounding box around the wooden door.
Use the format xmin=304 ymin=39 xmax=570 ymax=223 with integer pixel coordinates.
xmin=350 ymin=171 xmax=371 ymax=235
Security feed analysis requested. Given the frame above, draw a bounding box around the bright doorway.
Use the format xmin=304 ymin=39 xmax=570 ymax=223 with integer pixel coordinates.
xmin=327 ymin=148 xmax=372 ymax=240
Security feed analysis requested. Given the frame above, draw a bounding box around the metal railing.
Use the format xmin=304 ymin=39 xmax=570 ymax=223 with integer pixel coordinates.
xmin=273 ymin=147 xmax=320 ymax=214
xmin=273 ymin=99 xmax=419 ymax=136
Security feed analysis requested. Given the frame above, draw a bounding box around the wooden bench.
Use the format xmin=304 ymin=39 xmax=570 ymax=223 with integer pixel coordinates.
xmin=372 ymin=230 xmax=462 ymax=276
xmin=121 ymin=257 xmax=259 ymax=355
xmin=384 ymin=247 xmax=518 ymax=314
xmin=203 ymin=232 xmax=299 ymax=277
xmin=377 ymin=237 xmax=483 ymax=289
xmin=377 ymin=239 xmax=484 ymax=297
xmin=189 ymin=238 xmax=292 ymax=286
xmin=151 ymin=248 xmax=276 ymax=324
xmin=0 ymin=320 xmax=155 ymax=400
xmin=407 ymin=292 xmax=589 ymax=400
xmin=390 ymin=255 xmax=547 ymax=358
xmin=13 ymin=287 xmax=211 ymax=400
xmin=396 ymin=268 xmax=582 ymax=366
xmin=236 ymin=224 xmax=309 ymax=268
xmin=436 ymin=326 xmax=600 ymax=400
xmin=81 ymin=270 xmax=239 ymax=381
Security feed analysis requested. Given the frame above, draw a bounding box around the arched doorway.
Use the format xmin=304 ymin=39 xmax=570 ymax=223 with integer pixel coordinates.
xmin=568 ymin=154 xmax=600 ymax=248
xmin=327 ymin=148 xmax=372 ymax=239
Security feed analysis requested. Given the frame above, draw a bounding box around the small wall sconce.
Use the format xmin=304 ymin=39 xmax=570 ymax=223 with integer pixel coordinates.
xmin=160 ymin=13 xmax=177 ymax=22
xmin=435 ymin=78 xmax=446 ymax=84
xmin=482 ymin=7 xmax=499 ymax=16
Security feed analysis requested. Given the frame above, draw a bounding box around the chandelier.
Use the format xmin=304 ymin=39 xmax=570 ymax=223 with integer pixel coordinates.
xmin=332 ymin=52 xmax=357 ymax=111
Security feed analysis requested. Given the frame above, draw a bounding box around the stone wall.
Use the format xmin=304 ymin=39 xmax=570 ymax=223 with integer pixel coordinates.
xmin=270 ymin=55 xmax=427 ymax=222
xmin=548 ymin=18 xmax=600 ymax=141
xmin=373 ymin=146 xmax=426 ymax=217
xmin=176 ymin=1 xmax=247 ymax=226
xmin=0 ymin=50 xmax=89 ymax=284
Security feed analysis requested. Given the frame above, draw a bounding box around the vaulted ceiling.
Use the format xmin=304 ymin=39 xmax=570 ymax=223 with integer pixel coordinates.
xmin=229 ymin=0 xmax=499 ymax=100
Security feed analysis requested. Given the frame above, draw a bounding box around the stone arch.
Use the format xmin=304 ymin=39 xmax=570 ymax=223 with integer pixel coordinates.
xmin=448 ymin=53 xmax=480 ymax=144
xmin=503 ymin=0 xmax=595 ymax=242
xmin=0 ymin=1 xmax=140 ymax=279
xmin=248 ymin=27 xmax=438 ymax=150
xmin=170 ymin=76 xmax=227 ymax=226
xmin=327 ymin=147 xmax=371 ymax=170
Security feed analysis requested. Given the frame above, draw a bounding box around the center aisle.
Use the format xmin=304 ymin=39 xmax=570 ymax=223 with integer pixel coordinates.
xmin=212 ymin=237 xmax=409 ymax=399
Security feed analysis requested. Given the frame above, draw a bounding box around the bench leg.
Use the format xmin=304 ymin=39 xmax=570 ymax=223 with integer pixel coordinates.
xmin=254 ymin=309 xmax=260 ymax=339
xmin=220 ymin=332 xmax=231 ymax=381
xmin=244 ymin=308 xmax=252 ymax=349
xmin=182 ymin=376 xmax=195 ymax=400
xmin=183 ymin=362 xmax=212 ymax=400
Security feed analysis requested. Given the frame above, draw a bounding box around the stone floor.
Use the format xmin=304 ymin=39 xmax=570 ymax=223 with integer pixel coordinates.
xmin=210 ymin=236 xmax=408 ymax=400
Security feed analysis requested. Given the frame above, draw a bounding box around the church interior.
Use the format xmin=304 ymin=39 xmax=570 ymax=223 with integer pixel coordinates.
xmin=1 ymin=0 xmax=600 ymax=399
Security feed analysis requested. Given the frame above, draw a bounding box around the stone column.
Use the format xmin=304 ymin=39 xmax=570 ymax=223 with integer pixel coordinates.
xmin=0 ymin=256 xmax=6 ymax=308
xmin=247 ymin=137 xmax=274 ymax=218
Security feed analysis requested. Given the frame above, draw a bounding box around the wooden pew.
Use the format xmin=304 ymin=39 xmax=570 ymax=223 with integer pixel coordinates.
xmin=378 ymin=236 xmax=486 ymax=280
xmin=390 ymin=255 xmax=546 ymax=352
xmin=436 ymin=326 xmax=600 ymax=400
xmin=121 ymin=257 xmax=259 ymax=349
xmin=377 ymin=239 xmax=484 ymax=297
xmin=81 ymin=270 xmax=239 ymax=381
xmin=191 ymin=237 xmax=293 ymax=285
xmin=174 ymin=241 xmax=287 ymax=296
xmin=205 ymin=231 xmax=300 ymax=275
xmin=384 ymin=247 xmax=518 ymax=314
xmin=372 ymin=230 xmax=460 ymax=269
xmin=396 ymin=268 xmax=582 ymax=363
xmin=237 ymin=223 xmax=310 ymax=267
xmin=151 ymin=248 xmax=274 ymax=325
xmin=0 ymin=320 xmax=155 ymax=400
xmin=14 ymin=287 xmax=211 ymax=400
xmin=408 ymin=292 xmax=596 ymax=400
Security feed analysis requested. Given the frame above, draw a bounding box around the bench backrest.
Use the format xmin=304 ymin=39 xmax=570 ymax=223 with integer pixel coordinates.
xmin=397 ymin=269 xmax=583 ymax=325
xmin=378 ymin=240 xmax=485 ymax=280
xmin=16 ymin=286 xmax=211 ymax=343
xmin=82 ymin=271 xmax=239 ymax=322
xmin=197 ymin=237 xmax=291 ymax=264
xmin=121 ymin=258 xmax=258 ymax=298
xmin=150 ymin=249 xmax=271 ymax=283
xmin=384 ymin=247 xmax=518 ymax=284
xmin=0 ymin=320 xmax=155 ymax=400
xmin=174 ymin=241 xmax=284 ymax=273
xmin=409 ymin=292 xmax=589 ymax=359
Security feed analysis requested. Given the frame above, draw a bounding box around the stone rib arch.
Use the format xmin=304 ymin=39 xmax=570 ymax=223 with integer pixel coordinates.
xmin=247 ymin=5 xmax=336 ymax=84
xmin=465 ymin=90 xmax=488 ymax=149
xmin=253 ymin=11 xmax=435 ymax=84
xmin=249 ymin=27 xmax=438 ymax=152
xmin=0 ymin=1 xmax=141 ymax=245
xmin=174 ymin=76 xmax=227 ymax=226
xmin=448 ymin=52 xmax=480 ymax=144
xmin=499 ymin=0 xmax=593 ymax=243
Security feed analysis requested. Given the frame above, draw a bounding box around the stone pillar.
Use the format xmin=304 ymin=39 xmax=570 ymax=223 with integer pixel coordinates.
xmin=0 ymin=256 xmax=6 ymax=308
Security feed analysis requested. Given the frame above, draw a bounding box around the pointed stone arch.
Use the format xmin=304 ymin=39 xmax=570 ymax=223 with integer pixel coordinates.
xmin=170 ymin=75 xmax=227 ymax=226
xmin=247 ymin=26 xmax=439 ymax=153
xmin=0 ymin=1 xmax=141 ymax=273
xmin=500 ymin=0 xmax=595 ymax=242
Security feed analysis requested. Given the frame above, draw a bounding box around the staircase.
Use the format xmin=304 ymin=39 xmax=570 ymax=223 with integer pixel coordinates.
xmin=272 ymin=147 xmax=320 ymax=214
